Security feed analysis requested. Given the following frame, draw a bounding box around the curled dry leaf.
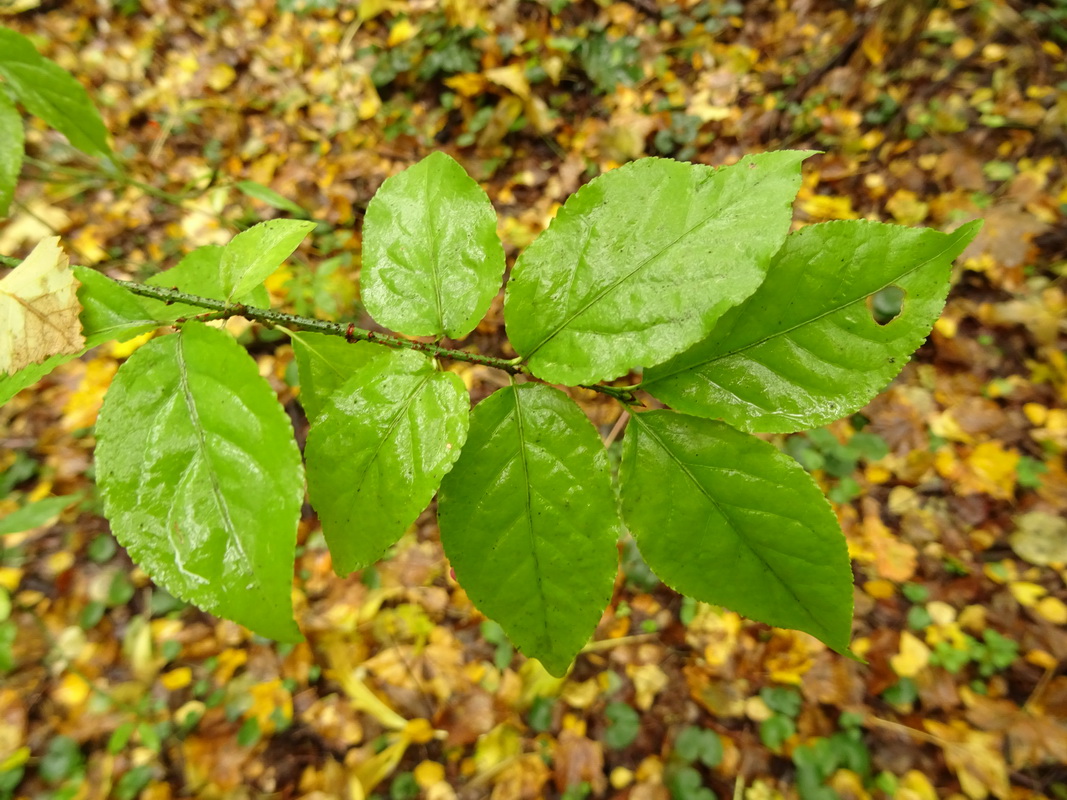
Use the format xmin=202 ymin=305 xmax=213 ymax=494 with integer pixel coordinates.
xmin=0 ymin=236 xmax=84 ymax=375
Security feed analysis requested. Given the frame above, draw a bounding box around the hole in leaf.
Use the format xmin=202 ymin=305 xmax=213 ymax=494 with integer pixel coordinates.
xmin=868 ymin=285 xmax=905 ymax=325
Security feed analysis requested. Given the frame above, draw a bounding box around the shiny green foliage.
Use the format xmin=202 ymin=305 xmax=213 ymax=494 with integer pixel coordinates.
xmin=437 ymin=384 xmax=619 ymax=676
xmin=619 ymin=411 xmax=854 ymax=653
xmin=362 ymin=151 xmax=505 ymax=339
xmin=0 ymin=25 xmax=112 ymax=159
xmin=290 ymin=331 xmax=381 ymax=422
xmin=305 ymin=346 xmax=469 ymax=575
xmin=504 ymin=151 xmax=810 ymax=385
xmin=8 ymin=147 xmax=980 ymax=675
xmin=221 ymin=219 xmax=316 ymax=301
xmin=95 ymin=323 xmax=303 ymax=642
xmin=644 ymin=220 xmax=982 ymax=432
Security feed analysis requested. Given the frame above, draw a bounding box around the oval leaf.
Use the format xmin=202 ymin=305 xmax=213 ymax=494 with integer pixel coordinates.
xmin=437 ymin=383 xmax=619 ymax=676
xmin=504 ymin=152 xmax=811 ymax=385
xmin=0 ymin=93 xmax=23 ymax=217
xmin=643 ymin=220 xmax=983 ymax=432
xmin=305 ymin=346 xmax=469 ymax=575
xmin=619 ymin=411 xmax=853 ymax=653
xmin=0 ymin=27 xmax=111 ymax=158
xmin=362 ymin=151 xmax=505 ymax=339
xmin=95 ymin=322 xmax=304 ymax=641
xmin=222 ymin=219 xmax=316 ymax=302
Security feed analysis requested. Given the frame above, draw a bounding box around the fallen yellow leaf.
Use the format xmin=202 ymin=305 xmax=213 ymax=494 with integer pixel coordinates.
xmin=891 ymin=631 xmax=931 ymax=678
xmin=485 ymin=64 xmax=530 ymax=100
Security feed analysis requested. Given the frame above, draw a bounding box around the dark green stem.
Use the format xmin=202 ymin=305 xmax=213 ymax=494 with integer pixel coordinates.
xmin=121 ymin=280 xmax=527 ymax=374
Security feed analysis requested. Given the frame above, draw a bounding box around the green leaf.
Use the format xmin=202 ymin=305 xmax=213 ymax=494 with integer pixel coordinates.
xmin=39 ymin=735 xmax=83 ymax=784
xmin=0 ymin=493 xmax=81 ymax=536
xmin=619 ymin=411 xmax=853 ymax=654
xmin=0 ymin=93 xmax=23 ymax=217
xmin=666 ymin=766 xmax=717 ymax=800
xmin=235 ymin=180 xmax=308 ymax=217
xmin=0 ymin=27 xmax=111 ymax=158
xmin=148 ymin=244 xmax=269 ymax=307
xmin=362 ymin=151 xmax=505 ymax=339
xmin=437 ymin=383 xmax=619 ymax=676
xmin=305 ymin=346 xmax=469 ymax=575
xmin=289 ymin=331 xmax=380 ymax=422
xmin=673 ymin=727 xmax=723 ymax=768
xmin=76 ymin=267 xmax=183 ymax=342
xmin=1 ymin=351 xmax=82 ymax=406
xmin=94 ymin=322 xmax=303 ymax=642
xmin=604 ymin=702 xmax=640 ymax=749
xmin=221 ymin=219 xmax=316 ymax=302
xmin=643 ymin=220 xmax=982 ymax=432
xmin=504 ymin=152 xmax=811 ymax=385
xmin=75 ymin=246 xmax=273 ymax=347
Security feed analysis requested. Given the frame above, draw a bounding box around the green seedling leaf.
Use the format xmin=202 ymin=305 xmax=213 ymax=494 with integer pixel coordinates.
xmin=759 ymin=714 xmax=796 ymax=750
xmin=235 ymin=180 xmax=308 ymax=217
xmin=0 ymin=27 xmax=111 ymax=158
xmin=362 ymin=151 xmax=505 ymax=339
xmin=289 ymin=331 xmax=381 ymax=422
xmin=39 ymin=735 xmax=84 ymax=784
xmin=666 ymin=766 xmax=717 ymax=800
xmin=95 ymin=322 xmax=303 ymax=642
xmin=619 ymin=411 xmax=853 ymax=654
xmin=0 ymin=493 xmax=81 ymax=536
xmin=604 ymin=702 xmax=640 ymax=749
xmin=221 ymin=219 xmax=316 ymax=302
xmin=760 ymin=686 xmax=802 ymax=718
xmin=0 ymin=93 xmax=23 ymax=217
xmin=437 ymin=383 xmax=619 ymax=676
xmin=504 ymin=152 xmax=810 ymax=385
xmin=644 ymin=220 xmax=982 ymax=432
xmin=306 ymin=346 xmax=469 ymax=575
xmin=674 ymin=727 xmax=723 ymax=768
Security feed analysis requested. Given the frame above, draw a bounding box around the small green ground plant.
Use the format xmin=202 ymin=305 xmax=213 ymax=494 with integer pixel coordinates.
xmin=0 ymin=24 xmax=981 ymax=676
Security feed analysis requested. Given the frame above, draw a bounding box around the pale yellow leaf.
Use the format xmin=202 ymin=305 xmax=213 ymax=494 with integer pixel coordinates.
xmin=890 ymin=631 xmax=931 ymax=678
xmin=485 ymin=64 xmax=530 ymax=100
xmin=0 ymin=237 xmax=84 ymax=375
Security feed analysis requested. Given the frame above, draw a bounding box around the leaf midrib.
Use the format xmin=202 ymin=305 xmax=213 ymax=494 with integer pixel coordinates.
xmin=632 ymin=413 xmax=832 ymax=641
xmin=521 ymin=178 xmax=735 ymax=360
xmin=347 ymin=369 xmax=435 ymax=505
xmin=511 ymin=387 xmax=551 ymax=648
xmin=175 ymin=330 xmax=251 ymax=575
xmin=646 ymin=229 xmax=964 ymax=386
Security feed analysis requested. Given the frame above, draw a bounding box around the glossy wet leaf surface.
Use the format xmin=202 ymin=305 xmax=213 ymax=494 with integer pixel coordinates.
xmin=643 ymin=220 xmax=983 ymax=432
xmin=437 ymin=383 xmax=619 ymax=675
xmin=94 ymin=322 xmax=303 ymax=642
xmin=289 ymin=331 xmax=383 ymax=422
xmin=504 ymin=152 xmax=810 ymax=385
xmin=619 ymin=411 xmax=853 ymax=654
xmin=220 ymin=219 xmax=316 ymax=302
xmin=362 ymin=151 xmax=505 ymax=339
xmin=305 ymin=346 xmax=469 ymax=575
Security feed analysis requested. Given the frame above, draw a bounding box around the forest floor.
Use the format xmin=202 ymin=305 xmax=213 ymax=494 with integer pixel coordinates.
xmin=1 ymin=1 xmax=1066 ymax=799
